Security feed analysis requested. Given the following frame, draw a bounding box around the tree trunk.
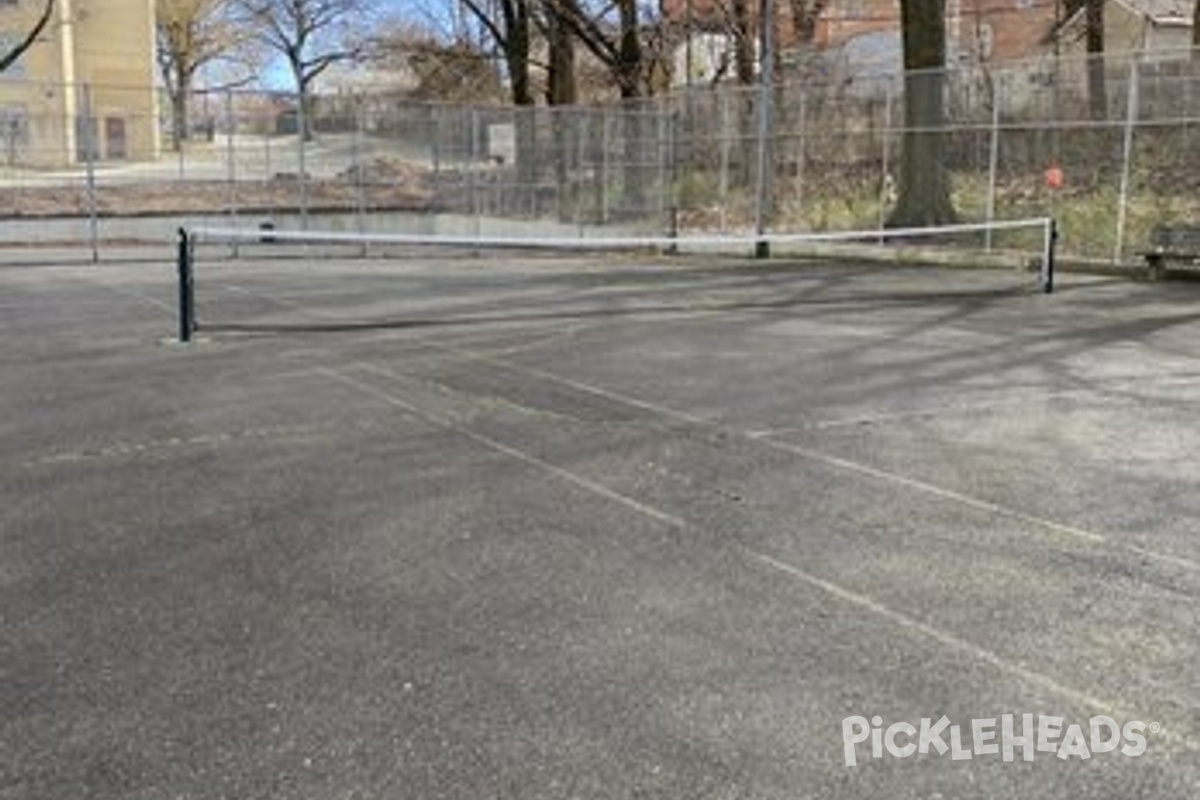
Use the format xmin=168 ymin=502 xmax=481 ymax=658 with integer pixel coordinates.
xmin=547 ymin=4 xmax=577 ymax=221
xmin=301 ymin=91 xmax=314 ymax=141
xmin=1193 ymin=0 xmax=1198 ymax=50
xmin=616 ymin=0 xmax=643 ymax=98
xmin=731 ymin=0 xmax=756 ymax=85
xmin=505 ymin=8 xmax=539 ymax=209
xmin=546 ymin=4 xmax=576 ymax=107
xmin=506 ymin=2 xmax=533 ymax=106
xmin=296 ymin=73 xmax=315 ymax=142
xmin=1086 ymin=0 xmax=1106 ymax=119
xmin=170 ymin=61 xmax=191 ymax=152
xmin=887 ymin=0 xmax=957 ymax=228
xmin=171 ymin=89 xmax=188 ymax=152
xmin=613 ymin=0 xmax=648 ymax=213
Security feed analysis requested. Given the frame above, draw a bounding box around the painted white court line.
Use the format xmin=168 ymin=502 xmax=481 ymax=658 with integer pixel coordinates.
xmin=747 ymin=550 xmax=1196 ymax=753
xmin=18 ymin=368 xmax=347 ymax=468
xmin=758 ymin=436 xmax=1200 ymax=574
xmin=186 ymin=267 xmax=1200 ymax=576
xmin=747 ymin=372 xmax=1200 ymax=437
xmin=423 ymin=339 xmax=1200 ymax=576
xmin=85 ymin=276 xmax=177 ymax=315
xmin=322 ymin=365 xmax=688 ymax=531
xmin=318 ymin=359 xmax=1193 ymax=753
xmin=20 ymin=423 xmax=335 ymax=468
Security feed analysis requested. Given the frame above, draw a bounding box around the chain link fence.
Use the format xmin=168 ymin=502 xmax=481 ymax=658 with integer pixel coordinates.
xmin=669 ymin=48 xmax=1200 ymax=263
xmin=0 ymin=48 xmax=1197 ymax=264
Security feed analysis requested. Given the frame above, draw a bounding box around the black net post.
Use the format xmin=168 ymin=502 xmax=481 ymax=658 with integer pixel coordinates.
xmin=177 ymin=228 xmax=195 ymax=342
xmin=1043 ymin=218 xmax=1058 ymax=295
xmin=664 ymin=206 xmax=679 ymax=256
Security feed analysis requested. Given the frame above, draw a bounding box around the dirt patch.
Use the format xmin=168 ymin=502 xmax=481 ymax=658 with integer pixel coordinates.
xmin=0 ymin=169 xmax=434 ymax=218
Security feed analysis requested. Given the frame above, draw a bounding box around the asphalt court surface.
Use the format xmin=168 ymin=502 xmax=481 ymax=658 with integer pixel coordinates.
xmin=3 ymin=251 xmax=1200 ymax=799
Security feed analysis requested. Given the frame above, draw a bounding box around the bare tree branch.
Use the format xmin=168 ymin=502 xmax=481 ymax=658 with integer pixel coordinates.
xmin=0 ymin=0 xmax=55 ymax=73
xmin=454 ymin=0 xmax=534 ymax=105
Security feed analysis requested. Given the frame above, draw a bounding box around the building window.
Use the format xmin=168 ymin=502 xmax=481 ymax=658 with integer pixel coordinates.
xmin=0 ymin=105 xmax=29 ymax=165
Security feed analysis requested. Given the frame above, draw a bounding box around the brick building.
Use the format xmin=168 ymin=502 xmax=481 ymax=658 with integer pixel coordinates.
xmin=662 ymin=0 xmax=1194 ymax=84
xmin=662 ymin=0 xmax=1070 ymax=85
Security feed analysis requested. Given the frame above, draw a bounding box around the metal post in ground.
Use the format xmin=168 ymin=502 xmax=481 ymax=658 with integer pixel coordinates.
xmin=177 ymin=228 xmax=195 ymax=343
xmin=470 ymin=107 xmax=481 ymax=247
xmin=878 ymin=86 xmax=893 ymax=238
xmin=576 ymin=111 xmax=588 ymax=231
xmin=430 ymin=104 xmax=441 ymax=203
xmin=657 ymin=99 xmax=672 ymax=237
xmin=225 ymin=91 xmax=238 ymax=256
xmin=1114 ymin=57 xmax=1140 ymax=264
xmin=81 ymin=83 xmax=99 ymax=263
xmin=985 ymin=77 xmax=1001 ymax=252
xmin=600 ymin=110 xmax=610 ymax=224
xmin=753 ymin=0 xmax=776 ymax=259
xmin=795 ymin=86 xmax=806 ymax=228
xmin=719 ymin=92 xmax=730 ymax=233
xmin=667 ymin=104 xmax=680 ymax=247
xmin=1042 ymin=218 xmax=1058 ymax=294
xmin=297 ymin=89 xmax=309 ymax=230
xmin=554 ymin=108 xmax=566 ymax=223
xmin=353 ymin=94 xmax=367 ymax=254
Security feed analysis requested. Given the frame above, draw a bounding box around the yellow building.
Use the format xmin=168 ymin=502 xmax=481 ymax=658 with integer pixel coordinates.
xmin=0 ymin=0 xmax=159 ymax=166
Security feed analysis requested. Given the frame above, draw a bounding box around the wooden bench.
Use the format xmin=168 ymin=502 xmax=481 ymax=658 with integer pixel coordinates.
xmin=1144 ymin=225 xmax=1200 ymax=280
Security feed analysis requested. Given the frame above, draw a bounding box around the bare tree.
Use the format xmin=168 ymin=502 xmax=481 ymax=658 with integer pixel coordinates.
xmin=157 ymin=0 xmax=256 ymax=150
xmin=550 ymin=0 xmax=651 ymax=99
xmin=236 ymin=0 xmax=366 ymax=139
xmin=370 ymin=25 xmax=501 ymax=102
xmin=539 ymin=1 xmax=576 ymax=106
xmin=0 ymin=0 xmax=54 ymax=73
xmin=453 ymin=0 xmax=666 ymax=103
xmin=1060 ymin=0 xmax=1106 ymax=117
xmin=448 ymin=0 xmax=541 ymax=191
xmin=888 ymin=0 xmax=956 ymax=227
xmin=457 ymin=0 xmax=534 ymax=106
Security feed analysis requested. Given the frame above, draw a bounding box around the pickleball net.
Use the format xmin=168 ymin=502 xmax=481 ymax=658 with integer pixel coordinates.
xmin=174 ymin=218 xmax=1058 ymax=342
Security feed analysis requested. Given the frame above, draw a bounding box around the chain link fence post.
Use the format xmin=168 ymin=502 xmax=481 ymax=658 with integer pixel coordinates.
xmin=657 ymin=99 xmax=670 ymax=236
xmin=80 ymin=82 xmax=98 ymax=263
xmin=719 ymin=91 xmax=730 ymax=234
xmin=470 ymin=106 xmax=481 ymax=244
xmin=985 ymin=76 xmax=1001 ymax=251
xmin=297 ymin=88 xmax=309 ymax=230
xmin=353 ymin=93 xmax=367 ymax=247
xmin=225 ymin=90 xmax=238 ymax=242
xmin=1115 ymin=56 xmax=1140 ymax=264
xmin=599 ymin=108 xmax=609 ymax=225
xmin=878 ymin=85 xmax=893 ymax=233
